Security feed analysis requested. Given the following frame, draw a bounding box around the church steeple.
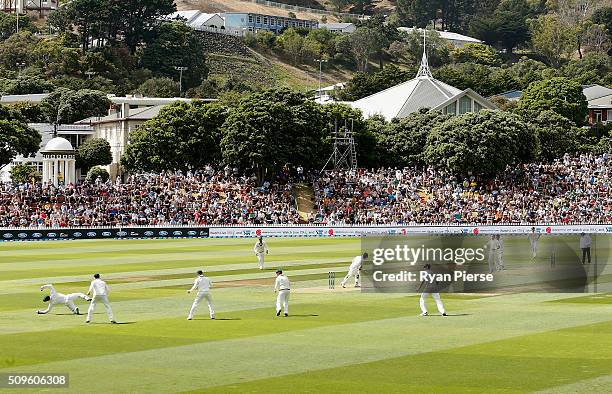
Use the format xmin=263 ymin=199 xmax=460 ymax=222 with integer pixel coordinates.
xmin=415 ymin=28 xmax=432 ymax=79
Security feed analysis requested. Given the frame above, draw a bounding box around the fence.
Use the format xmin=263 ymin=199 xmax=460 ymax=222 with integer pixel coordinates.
xmin=1 ymin=224 xmax=610 ymax=241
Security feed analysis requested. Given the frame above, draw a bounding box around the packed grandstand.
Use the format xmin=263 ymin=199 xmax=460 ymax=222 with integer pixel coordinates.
xmin=0 ymin=153 xmax=609 ymax=227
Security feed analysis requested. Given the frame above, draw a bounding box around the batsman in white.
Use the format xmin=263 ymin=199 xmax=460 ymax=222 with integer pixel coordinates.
xmin=254 ymin=236 xmax=269 ymax=270
xmin=528 ymin=227 xmax=541 ymax=259
xmin=341 ymin=252 xmax=368 ymax=288
xmin=274 ymin=269 xmax=290 ymax=317
xmin=417 ymin=264 xmax=447 ymax=317
xmin=486 ymin=235 xmax=500 ymax=274
xmin=37 ymin=284 xmax=91 ymax=315
xmin=187 ymin=270 xmax=215 ymax=320
xmin=86 ymin=273 xmax=116 ymax=324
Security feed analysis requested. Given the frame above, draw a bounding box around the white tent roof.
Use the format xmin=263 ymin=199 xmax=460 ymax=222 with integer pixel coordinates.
xmin=350 ymin=77 xmax=463 ymax=120
xmin=398 ymin=27 xmax=482 ymax=44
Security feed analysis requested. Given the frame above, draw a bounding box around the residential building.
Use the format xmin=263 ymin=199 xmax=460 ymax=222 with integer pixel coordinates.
xmin=584 ymin=84 xmax=612 ymax=125
xmin=222 ymin=12 xmax=317 ymax=33
xmin=318 ymin=23 xmax=356 ymax=34
xmin=398 ymin=27 xmax=482 ymax=48
xmin=166 ymin=10 xmax=225 ymax=30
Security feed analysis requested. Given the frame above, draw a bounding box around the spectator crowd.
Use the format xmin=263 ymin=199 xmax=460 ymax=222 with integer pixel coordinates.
xmin=314 ymin=153 xmax=610 ymax=225
xmin=0 ymin=153 xmax=609 ymax=227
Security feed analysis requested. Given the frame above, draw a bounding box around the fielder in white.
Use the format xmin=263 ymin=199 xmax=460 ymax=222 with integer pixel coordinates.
xmin=37 ymin=284 xmax=91 ymax=315
xmin=495 ymin=235 xmax=505 ymax=271
xmin=86 ymin=274 xmax=116 ymax=324
xmin=486 ymin=235 xmax=499 ymax=274
xmin=528 ymin=227 xmax=541 ymax=259
xmin=187 ymin=270 xmax=215 ymax=320
xmin=342 ymin=252 xmax=368 ymax=288
xmin=274 ymin=269 xmax=290 ymax=317
xmin=418 ymin=264 xmax=447 ymax=316
xmin=254 ymin=236 xmax=269 ymax=270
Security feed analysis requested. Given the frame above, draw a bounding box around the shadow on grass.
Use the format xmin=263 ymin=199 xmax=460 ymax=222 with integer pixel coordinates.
xmin=428 ymin=313 xmax=471 ymax=317
xmin=286 ymin=314 xmax=319 ymax=317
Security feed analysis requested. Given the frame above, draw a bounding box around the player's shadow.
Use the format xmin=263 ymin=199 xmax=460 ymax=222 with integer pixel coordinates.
xmin=431 ymin=313 xmax=471 ymax=317
xmin=214 ymin=318 xmax=241 ymax=321
xmin=286 ymin=314 xmax=319 ymax=317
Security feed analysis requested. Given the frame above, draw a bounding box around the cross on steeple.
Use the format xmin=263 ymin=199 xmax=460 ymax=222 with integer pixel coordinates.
xmin=415 ymin=28 xmax=433 ymax=79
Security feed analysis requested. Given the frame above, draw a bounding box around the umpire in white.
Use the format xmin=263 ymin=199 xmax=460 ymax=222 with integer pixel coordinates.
xmin=187 ymin=270 xmax=215 ymax=320
xmin=274 ymin=269 xmax=291 ymax=317
xmin=86 ymin=274 xmax=116 ymax=323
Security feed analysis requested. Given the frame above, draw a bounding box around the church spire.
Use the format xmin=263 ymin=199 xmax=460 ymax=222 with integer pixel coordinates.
xmin=415 ymin=28 xmax=432 ymax=79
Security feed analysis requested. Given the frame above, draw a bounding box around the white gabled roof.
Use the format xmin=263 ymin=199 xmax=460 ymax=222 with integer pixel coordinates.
xmin=350 ymin=77 xmax=464 ymax=120
xmin=582 ymin=84 xmax=612 ymax=101
xmin=168 ymin=10 xmax=201 ymax=24
xmin=398 ymin=27 xmax=482 ymax=44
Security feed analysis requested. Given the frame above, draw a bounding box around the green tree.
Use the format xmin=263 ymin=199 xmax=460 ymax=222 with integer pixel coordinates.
xmin=451 ymin=43 xmax=501 ymax=66
xmin=77 ymin=138 xmax=112 ymax=170
xmin=10 ymin=162 xmax=38 ymax=183
xmin=425 ymin=110 xmax=539 ymax=177
xmin=377 ymin=109 xmax=452 ymax=167
xmin=122 ymin=102 xmax=226 ymax=172
xmin=527 ymin=110 xmax=591 ymax=161
xmin=517 ymin=77 xmax=588 ymax=125
xmin=140 ymin=22 xmax=208 ymax=90
xmin=348 ymin=27 xmax=381 ymax=71
xmin=8 ymin=101 xmax=46 ymax=122
xmin=276 ymin=28 xmax=304 ymax=65
xmin=220 ymin=89 xmax=328 ymax=178
xmin=0 ymin=105 xmax=41 ymax=167
xmin=40 ymin=88 xmax=111 ymax=125
xmin=0 ymin=75 xmax=56 ymax=95
xmin=339 ymin=64 xmax=412 ymax=101
xmin=402 ymin=27 xmax=450 ymax=67
xmin=86 ymin=166 xmax=110 ymax=182
xmin=117 ymin=0 xmax=176 ymax=53
xmin=0 ymin=31 xmax=39 ymax=69
xmin=0 ymin=12 xmax=34 ymax=39
xmin=134 ymin=77 xmax=180 ymax=97
xmin=530 ymin=14 xmax=575 ymax=67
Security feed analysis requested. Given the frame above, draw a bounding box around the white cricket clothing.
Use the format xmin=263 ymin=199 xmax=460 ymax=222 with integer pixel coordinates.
xmin=420 ymin=292 xmax=445 ymax=315
xmin=188 ymin=275 xmax=215 ymax=319
xmin=276 ymin=290 xmax=290 ymax=314
xmin=580 ymin=235 xmax=592 ymax=249
xmin=254 ymin=240 xmax=269 ymax=269
xmin=87 ymin=295 xmax=114 ymax=321
xmin=39 ymin=285 xmax=88 ymax=314
xmin=275 ymin=274 xmax=291 ymax=314
xmin=88 ymin=278 xmax=109 ymax=296
xmin=254 ymin=240 xmax=268 ymax=254
xmin=189 ymin=275 xmax=212 ymax=293
xmin=528 ymin=233 xmax=540 ymax=257
xmin=342 ymin=255 xmax=363 ymax=287
xmin=274 ymin=274 xmax=291 ymax=291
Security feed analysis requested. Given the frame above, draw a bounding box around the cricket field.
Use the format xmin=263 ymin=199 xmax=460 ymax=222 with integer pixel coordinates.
xmin=1 ymin=237 xmax=611 ymax=393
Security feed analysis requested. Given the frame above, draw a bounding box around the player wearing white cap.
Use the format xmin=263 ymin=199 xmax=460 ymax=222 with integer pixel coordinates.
xmin=274 ymin=269 xmax=290 ymax=317
xmin=341 ymin=253 xmax=368 ymax=288
xmin=187 ymin=270 xmax=215 ymax=320
xmin=37 ymin=284 xmax=91 ymax=315
xmin=86 ymin=274 xmax=116 ymax=324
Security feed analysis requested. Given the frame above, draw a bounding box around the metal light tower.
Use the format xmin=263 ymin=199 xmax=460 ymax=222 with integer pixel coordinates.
xmin=174 ymin=66 xmax=188 ymax=96
xmin=320 ymin=119 xmax=357 ymax=173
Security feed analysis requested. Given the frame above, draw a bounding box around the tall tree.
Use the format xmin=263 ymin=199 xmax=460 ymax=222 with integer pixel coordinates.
xmin=122 ymin=102 xmax=226 ymax=172
xmin=140 ymin=22 xmax=208 ymax=90
xmin=530 ymin=14 xmax=576 ymax=67
xmin=76 ymin=138 xmax=112 ymax=170
xmin=40 ymin=88 xmax=110 ymax=125
xmin=0 ymin=105 xmax=41 ymax=168
xmin=517 ymin=77 xmax=588 ymax=125
xmin=220 ymin=89 xmax=328 ymax=178
xmin=425 ymin=110 xmax=538 ymax=177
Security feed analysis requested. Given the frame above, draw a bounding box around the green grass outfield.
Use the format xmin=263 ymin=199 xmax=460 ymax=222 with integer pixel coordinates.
xmin=0 ymin=237 xmax=611 ymax=393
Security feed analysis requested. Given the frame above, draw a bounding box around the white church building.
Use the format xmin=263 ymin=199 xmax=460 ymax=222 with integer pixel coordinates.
xmin=349 ymin=46 xmax=496 ymax=121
